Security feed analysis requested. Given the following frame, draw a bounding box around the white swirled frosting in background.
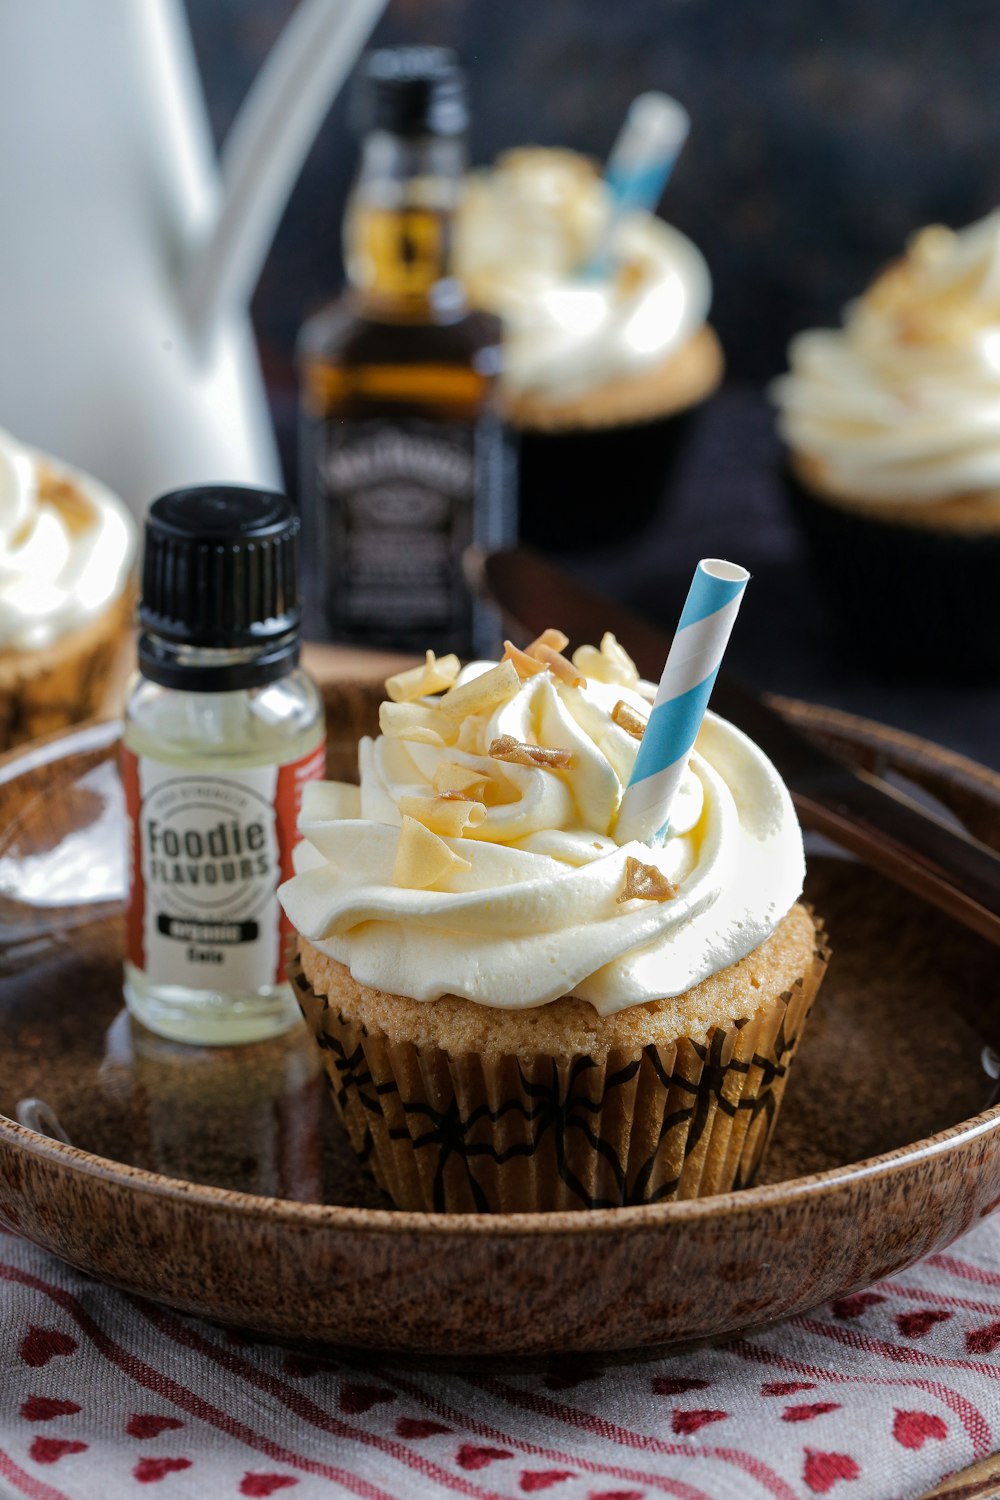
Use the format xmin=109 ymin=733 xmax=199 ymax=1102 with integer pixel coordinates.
xmin=453 ymin=149 xmax=712 ymax=401
xmin=0 ymin=428 xmax=135 ymax=650
xmin=772 ymin=212 xmax=1000 ymax=505
xmin=279 ymin=639 xmax=804 ymax=1015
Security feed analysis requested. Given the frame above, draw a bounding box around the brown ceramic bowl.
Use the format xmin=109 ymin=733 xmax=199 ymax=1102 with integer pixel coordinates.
xmin=0 ymin=693 xmax=999 ymax=1357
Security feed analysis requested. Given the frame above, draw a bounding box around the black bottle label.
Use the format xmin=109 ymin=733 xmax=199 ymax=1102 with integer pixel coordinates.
xmin=312 ymin=414 xmax=511 ymax=655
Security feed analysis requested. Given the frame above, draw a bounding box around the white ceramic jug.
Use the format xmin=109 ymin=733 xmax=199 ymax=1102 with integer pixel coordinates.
xmin=0 ymin=0 xmax=385 ymax=515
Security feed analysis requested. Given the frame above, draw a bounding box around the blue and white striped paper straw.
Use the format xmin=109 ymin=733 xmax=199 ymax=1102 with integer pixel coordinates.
xmin=615 ymin=559 xmax=749 ymax=847
xmin=585 ymin=92 xmax=690 ymax=277
xmin=605 ymin=92 xmax=690 ymax=217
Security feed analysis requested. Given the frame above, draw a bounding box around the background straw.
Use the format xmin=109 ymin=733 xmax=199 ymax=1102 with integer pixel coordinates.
xmin=604 ymin=91 xmax=690 ymax=215
xmin=585 ymin=91 xmax=690 ymax=276
xmin=615 ymin=558 xmax=749 ymax=846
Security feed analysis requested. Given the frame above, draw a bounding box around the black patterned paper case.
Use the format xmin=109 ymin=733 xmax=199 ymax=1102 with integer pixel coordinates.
xmin=515 ymin=405 xmax=700 ymax=553
xmin=783 ymin=463 xmax=1000 ymax=680
xmin=0 ymin=585 xmax=134 ymax=752
xmin=288 ymin=909 xmax=828 ymax=1214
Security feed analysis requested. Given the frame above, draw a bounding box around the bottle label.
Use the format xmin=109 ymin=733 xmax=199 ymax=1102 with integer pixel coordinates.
xmin=314 ymin=414 xmax=506 ymax=652
xmin=121 ymin=740 xmax=326 ymax=991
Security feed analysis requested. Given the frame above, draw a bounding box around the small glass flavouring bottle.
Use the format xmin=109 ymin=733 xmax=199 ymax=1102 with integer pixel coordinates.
xmin=298 ymin=46 xmax=512 ymax=658
xmin=122 ymin=487 xmax=326 ymax=1046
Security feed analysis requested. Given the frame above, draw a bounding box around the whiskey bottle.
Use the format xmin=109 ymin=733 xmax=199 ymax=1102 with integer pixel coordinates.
xmin=298 ymin=47 xmax=510 ymax=657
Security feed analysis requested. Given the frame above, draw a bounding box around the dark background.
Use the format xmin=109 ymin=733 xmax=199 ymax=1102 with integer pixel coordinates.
xmin=186 ymin=0 xmax=1000 ymax=760
xmin=188 ymin=0 xmax=1000 ymax=414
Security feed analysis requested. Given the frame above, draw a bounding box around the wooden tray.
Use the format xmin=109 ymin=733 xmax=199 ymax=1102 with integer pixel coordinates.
xmin=0 ymin=692 xmax=999 ymax=1358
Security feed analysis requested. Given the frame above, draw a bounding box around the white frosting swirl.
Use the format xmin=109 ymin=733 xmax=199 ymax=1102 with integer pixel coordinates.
xmin=279 ymin=653 xmax=804 ymax=1014
xmin=772 ymin=212 xmax=1000 ymax=504
xmin=454 ymin=149 xmax=712 ymax=400
xmin=0 ymin=428 xmax=135 ymax=650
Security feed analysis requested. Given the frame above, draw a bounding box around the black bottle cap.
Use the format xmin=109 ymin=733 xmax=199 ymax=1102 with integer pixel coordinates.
xmin=354 ymin=47 xmax=467 ymax=138
xmin=138 ymin=486 xmax=302 ymax=691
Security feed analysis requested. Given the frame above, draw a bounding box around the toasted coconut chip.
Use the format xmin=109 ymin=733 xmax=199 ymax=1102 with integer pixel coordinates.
xmin=433 ymin=761 xmax=509 ymax=807
xmin=385 ymin=651 xmax=461 ymax=704
xmin=379 ymin=701 xmax=458 ymax=746
xmin=570 ymin=644 xmax=603 ymax=680
xmin=456 ymin=718 xmax=482 ymax=753
xmin=531 ymin=643 xmax=585 ymax=688
xmin=438 ymin=660 xmax=520 ymax=721
xmin=616 ymin=855 xmax=677 ymax=904
xmin=397 ymin=794 xmax=487 ymax=837
xmin=392 ymin=816 xmax=471 ymax=888
xmin=612 ymin=699 xmax=648 ymax=740
xmin=602 ymin=632 xmax=639 ymax=679
xmin=505 ymin=630 xmax=582 ymax=687
xmin=488 ymin=734 xmax=573 ymax=769
xmin=432 ymin=762 xmax=490 ymax=798
xmin=502 ymin=640 xmax=547 ymax=680
xmin=572 ymin=632 xmax=639 ymax=685
xmin=526 ymin=627 xmax=569 ymax=657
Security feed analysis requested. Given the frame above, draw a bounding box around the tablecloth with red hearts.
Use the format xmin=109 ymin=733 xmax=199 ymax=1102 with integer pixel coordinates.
xmin=4 ymin=1215 xmax=1000 ymax=1500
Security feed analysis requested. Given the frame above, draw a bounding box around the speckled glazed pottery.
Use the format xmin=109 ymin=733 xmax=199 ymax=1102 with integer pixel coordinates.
xmin=0 ymin=685 xmax=999 ymax=1356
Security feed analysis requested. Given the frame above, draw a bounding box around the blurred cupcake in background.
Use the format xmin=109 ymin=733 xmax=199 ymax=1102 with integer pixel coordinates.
xmin=0 ymin=427 xmax=136 ymax=749
xmin=772 ymin=212 xmax=1000 ymax=677
xmin=455 ymin=97 xmax=723 ymax=550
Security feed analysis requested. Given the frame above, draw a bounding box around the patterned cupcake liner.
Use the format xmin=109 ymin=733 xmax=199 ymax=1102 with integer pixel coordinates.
xmin=516 ymin=407 xmax=699 ymax=553
xmin=783 ymin=463 xmax=1000 ymax=679
xmin=289 ymin=920 xmax=828 ymax=1213
xmin=0 ymin=586 xmax=134 ymax=752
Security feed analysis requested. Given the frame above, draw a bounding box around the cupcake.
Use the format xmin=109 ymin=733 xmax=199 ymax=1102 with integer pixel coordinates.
xmin=0 ymin=428 xmax=136 ymax=749
xmin=771 ymin=212 xmax=1000 ymax=677
xmin=454 ymin=149 xmax=723 ymax=550
xmin=280 ymin=633 xmax=827 ymax=1213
